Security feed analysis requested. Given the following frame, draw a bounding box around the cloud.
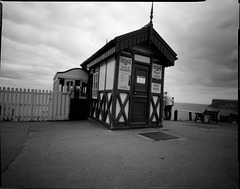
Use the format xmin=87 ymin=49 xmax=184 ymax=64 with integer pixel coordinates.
xmin=163 ymin=0 xmax=238 ymax=103
xmin=1 ymin=1 xmax=238 ymax=104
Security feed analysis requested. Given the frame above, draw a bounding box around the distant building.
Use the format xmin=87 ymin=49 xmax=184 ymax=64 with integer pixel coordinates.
xmin=53 ymin=68 xmax=89 ymax=120
xmin=53 ymin=68 xmax=88 ymax=99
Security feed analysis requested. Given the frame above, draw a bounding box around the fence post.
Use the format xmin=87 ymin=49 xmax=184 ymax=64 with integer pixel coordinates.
xmin=22 ymin=88 xmax=26 ymax=121
xmin=5 ymin=87 xmax=10 ymax=121
xmin=48 ymin=91 xmax=53 ymax=121
xmin=0 ymin=87 xmax=4 ymax=121
xmin=174 ymin=110 xmax=178 ymax=121
xmin=1 ymin=87 xmax=6 ymax=121
xmin=65 ymin=93 xmax=70 ymax=120
xmin=26 ymin=89 xmax=31 ymax=121
xmin=30 ymin=89 xmax=34 ymax=121
xmin=12 ymin=88 xmax=17 ymax=121
xmin=10 ymin=88 xmax=14 ymax=121
xmin=189 ymin=112 xmax=192 ymax=121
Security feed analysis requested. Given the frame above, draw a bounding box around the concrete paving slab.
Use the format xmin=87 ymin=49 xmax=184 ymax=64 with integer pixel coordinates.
xmin=1 ymin=122 xmax=30 ymax=173
xmin=0 ymin=120 xmax=239 ymax=189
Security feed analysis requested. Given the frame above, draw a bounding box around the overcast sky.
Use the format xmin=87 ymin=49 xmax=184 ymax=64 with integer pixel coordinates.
xmin=1 ymin=1 xmax=238 ymax=104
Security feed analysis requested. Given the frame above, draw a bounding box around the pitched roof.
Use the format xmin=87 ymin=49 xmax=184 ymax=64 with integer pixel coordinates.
xmin=81 ymin=24 xmax=177 ymax=68
xmin=53 ymin=68 xmax=88 ymax=81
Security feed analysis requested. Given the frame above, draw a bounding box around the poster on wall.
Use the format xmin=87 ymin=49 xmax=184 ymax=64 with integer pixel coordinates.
xmin=151 ymin=63 xmax=162 ymax=93
xmin=152 ymin=63 xmax=162 ymax=82
xmin=118 ymin=56 xmax=132 ymax=90
xmin=151 ymin=83 xmax=161 ymax=93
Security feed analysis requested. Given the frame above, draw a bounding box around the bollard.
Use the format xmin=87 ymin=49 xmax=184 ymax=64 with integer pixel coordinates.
xmin=174 ymin=110 xmax=178 ymax=121
xmin=189 ymin=112 xmax=192 ymax=121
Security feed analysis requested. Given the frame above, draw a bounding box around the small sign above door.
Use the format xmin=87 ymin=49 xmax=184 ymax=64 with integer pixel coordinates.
xmin=137 ymin=75 xmax=146 ymax=84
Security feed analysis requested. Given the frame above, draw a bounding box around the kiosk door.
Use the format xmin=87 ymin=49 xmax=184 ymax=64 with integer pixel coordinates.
xmin=131 ymin=64 xmax=149 ymax=124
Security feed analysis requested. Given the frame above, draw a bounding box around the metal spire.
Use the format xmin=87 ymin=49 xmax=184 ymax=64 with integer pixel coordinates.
xmin=149 ymin=2 xmax=153 ymax=26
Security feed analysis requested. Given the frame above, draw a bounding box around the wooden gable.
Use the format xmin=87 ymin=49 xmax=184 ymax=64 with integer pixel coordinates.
xmin=81 ymin=24 xmax=177 ymax=68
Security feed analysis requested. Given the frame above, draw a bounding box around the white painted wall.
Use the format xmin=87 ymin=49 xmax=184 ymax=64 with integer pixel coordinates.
xmin=106 ymin=56 xmax=115 ymax=90
xmin=99 ymin=62 xmax=106 ymax=91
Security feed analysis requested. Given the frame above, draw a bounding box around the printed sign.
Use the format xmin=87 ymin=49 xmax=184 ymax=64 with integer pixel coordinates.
xmin=152 ymin=63 xmax=162 ymax=83
xmin=137 ymin=75 xmax=146 ymax=84
xmin=151 ymin=63 xmax=162 ymax=93
xmin=151 ymin=83 xmax=161 ymax=93
xmin=118 ymin=56 xmax=132 ymax=90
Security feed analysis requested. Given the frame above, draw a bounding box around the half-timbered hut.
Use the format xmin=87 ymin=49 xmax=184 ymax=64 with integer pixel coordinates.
xmin=81 ymin=19 xmax=177 ymax=129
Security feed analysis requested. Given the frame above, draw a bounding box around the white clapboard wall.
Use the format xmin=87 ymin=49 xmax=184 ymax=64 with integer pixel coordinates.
xmin=0 ymin=87 xmax=70 ymax=122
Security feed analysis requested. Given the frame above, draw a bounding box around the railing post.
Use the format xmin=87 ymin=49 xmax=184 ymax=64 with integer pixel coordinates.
xmin=189 ymin=112 xmax=192 ymax=121
xmin=174 ymin=110 xmax=178 ymax=121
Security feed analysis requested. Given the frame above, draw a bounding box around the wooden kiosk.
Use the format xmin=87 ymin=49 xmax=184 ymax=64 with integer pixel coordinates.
xmin=81 ymin=22 xmax=177 ymax=129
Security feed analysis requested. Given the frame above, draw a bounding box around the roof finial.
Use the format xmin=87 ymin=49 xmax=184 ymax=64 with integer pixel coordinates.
xmin=149 ymin=2 xmax=153 ymax=26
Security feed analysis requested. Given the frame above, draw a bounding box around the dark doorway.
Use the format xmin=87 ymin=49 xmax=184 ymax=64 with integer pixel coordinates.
xmin=69 ymin=99 xmax=89 ymax=120
xmin=131 ymin=64 xmax=149 ymax=124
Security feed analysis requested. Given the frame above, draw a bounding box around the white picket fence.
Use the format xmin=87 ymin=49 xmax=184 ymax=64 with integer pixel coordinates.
xmin=0 ymin=87 xmax=70 ymax=122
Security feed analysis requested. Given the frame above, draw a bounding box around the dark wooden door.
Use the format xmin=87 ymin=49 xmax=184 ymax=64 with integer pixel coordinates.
xmin=131 ymin=64 xmax=149 ymax=124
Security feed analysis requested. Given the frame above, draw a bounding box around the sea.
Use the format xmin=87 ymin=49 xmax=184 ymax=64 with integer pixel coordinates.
xmin=170 ymin=102 xmax=237 ymax=121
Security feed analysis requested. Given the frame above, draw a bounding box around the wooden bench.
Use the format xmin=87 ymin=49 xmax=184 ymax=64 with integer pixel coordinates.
xmin=229 ymin=113 xmax=238 ymax=123
xmin=220 ymin=113 xmax=238 ymax=123
xmin=195 ymin=109 xmax=220 ymax=123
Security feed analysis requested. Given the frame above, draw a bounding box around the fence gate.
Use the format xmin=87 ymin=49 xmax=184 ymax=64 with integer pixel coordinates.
xmin=0 ymin=87 xmax=70 ymax=122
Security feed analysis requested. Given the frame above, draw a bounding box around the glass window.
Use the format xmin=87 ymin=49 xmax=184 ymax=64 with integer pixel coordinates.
xmin=59 ymin=79 xmax=64 ymax=92
xmin=92 ymin=72 xmax=99 ymax=99
xmin=74 ymin=80 xmax=81 ymax=98
xmin=81 ymin=82 xmax=87 ymax=97
xmin=66 ymin=81 xmax=74 ymax=92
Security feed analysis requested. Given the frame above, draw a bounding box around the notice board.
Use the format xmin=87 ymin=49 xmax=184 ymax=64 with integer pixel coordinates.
xmin=151 ymin=63 xmax=162 ymax=93
xmin=118 ymin=56 xmax=132 ymax=90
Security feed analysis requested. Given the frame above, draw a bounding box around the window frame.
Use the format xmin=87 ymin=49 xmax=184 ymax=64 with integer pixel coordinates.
xmin=92 ymin=72 xmax=99 ymax=99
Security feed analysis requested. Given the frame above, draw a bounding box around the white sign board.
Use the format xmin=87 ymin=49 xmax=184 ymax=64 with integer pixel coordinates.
xmin=151 ymin=63 xmax=162 ymax=93
xmin=151 ymin=83 xmax=161 ymax=93
xmin=152 ymin=63 xmax=162 ymax=81
xmin=118 ymin=56 xmax=132 ymax=90
xmin=137 ymin=76 xmax=146 ymax=84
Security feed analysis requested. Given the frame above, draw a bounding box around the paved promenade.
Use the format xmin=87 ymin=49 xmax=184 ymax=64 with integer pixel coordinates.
xmin=1 ymin=120 xmax=239 ymax=189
